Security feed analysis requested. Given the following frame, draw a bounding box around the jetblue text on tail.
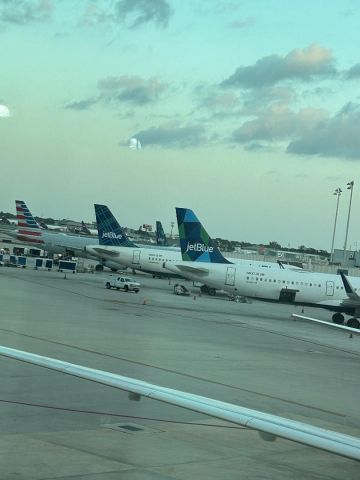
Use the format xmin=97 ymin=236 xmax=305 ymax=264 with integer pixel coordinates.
xmin=186 ymin=243 xmax=214 ymax=253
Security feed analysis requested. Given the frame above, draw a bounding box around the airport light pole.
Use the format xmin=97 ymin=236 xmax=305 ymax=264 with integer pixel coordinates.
xmin=343 ymin=181 xmax=355 ymax=263
xmin=330 ymin=187 xmax=342 ymax=263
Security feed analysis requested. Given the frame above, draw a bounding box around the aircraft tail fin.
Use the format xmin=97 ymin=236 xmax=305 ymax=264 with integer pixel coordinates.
xmin=176 ymin=207 xmax=232 ymax=264
xmin=79 ymin=221 xmax=91 ymax=235
xmin=156 ymin=221 xmax=168 ymax=246
xmin=15 ymin=200 xmax=43 ymax=243
xmin=94 ymin=205 xmax=138 ymax=248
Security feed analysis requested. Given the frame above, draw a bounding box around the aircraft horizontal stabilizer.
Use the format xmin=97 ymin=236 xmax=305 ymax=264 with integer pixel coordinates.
xmin=0 ymin=345 xmax=359 ymax=461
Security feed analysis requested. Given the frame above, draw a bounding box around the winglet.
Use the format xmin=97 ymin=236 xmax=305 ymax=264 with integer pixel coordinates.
xmin=94 ymin=205 xmax=138 ymax=248
xmin=340 ymin=271 xmax=359 ymax=298
xmin=175 ymin=207 xmax=232 ymax=264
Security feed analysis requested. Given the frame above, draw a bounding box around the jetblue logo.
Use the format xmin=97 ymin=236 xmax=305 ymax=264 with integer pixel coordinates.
xmin=186 ymin=242 xmax=213 ymax=253
xmin=102 ymin=232 xmax=123 ymax=240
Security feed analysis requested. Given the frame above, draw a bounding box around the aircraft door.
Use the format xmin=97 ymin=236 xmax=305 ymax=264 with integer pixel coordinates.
xmin=225 ymin=266 xmax=236 ymax=286
xmin=279 ymin=289 xmax=297 ymax=303
xmin=326 ymin=281 xmax=334 ymax=296
xmin=132 ymin=250 xmax=140 ymax=265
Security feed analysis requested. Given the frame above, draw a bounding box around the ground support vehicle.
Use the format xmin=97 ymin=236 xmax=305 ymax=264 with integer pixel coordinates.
xmin=105 ymin=275 xmax=140 ymax=293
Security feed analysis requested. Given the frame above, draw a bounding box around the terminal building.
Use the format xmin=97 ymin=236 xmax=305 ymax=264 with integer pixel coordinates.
xmin=332 ymin=249 xmax=360 ymax=268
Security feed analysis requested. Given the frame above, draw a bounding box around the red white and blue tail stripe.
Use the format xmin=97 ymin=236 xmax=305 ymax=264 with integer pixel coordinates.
xmin=15 ymin=200 xmax=44 ymax=244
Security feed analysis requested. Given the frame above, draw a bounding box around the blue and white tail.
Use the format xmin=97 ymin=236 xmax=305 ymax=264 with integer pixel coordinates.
xmin=156 ymin=221 xmax=168 ymax=246
xmin=176 ymin=207 xmax=232 ymax=263
xmin=15 ymin=200 xmax=44 ymax=244
xmin=94 ymin=204 xmax=138 ymax=248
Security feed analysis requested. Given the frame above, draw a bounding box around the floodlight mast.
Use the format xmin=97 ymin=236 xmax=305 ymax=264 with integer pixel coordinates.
xmin=330 ymin=187 xmax=342 ymax=263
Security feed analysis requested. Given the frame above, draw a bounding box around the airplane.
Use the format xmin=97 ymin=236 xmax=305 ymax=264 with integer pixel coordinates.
xmin=94 ymin=204 xmax=177 ymax=251
xmin=165 ymin=208 xmax=360 ymax=328
xmin=9 ymin=200 xmax=126 ymax=271
xmin=85 ymin=205 xmax=301 ymax=284
xmin=87 ymin=204 xmax=181 ymax=278
xmin=0 ymin=345 xmax=359 ymax=461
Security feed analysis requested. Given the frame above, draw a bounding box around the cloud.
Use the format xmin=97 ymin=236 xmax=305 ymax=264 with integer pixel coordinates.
xmin=64 ymin=98 xmax=98 ymax=110
xmin=0 ymin=104 xmax=10 ymax=117
xmin=196 ymin=84 xmax=240 ymax=112
xmin=97 ymin=75 xmax=167 ymax=105
xmin=228 ymin=17 xmax=254 ymax=29
xmin=66 ymin=75 xmax=167 ymax=111
xmin=230 ymin=101 xmax=360 ymax=160
xmin=115 ymin=0 xmax=172 ymax=29
xmin=80 ymin=2 xmax=113 ymax=27
xmin=241 ymin=86 xmax=296 ymax=114
xmin=344 ymin=63 xmax=360 ymax=80
xmin=0 ymin=0 xmax=53 ymax=25
xmin=231 ymin=104 xmax=327 ymax=143
xmin=132 ymin=124 xmax=206 ymax=148
xmin=222 ymin=44 xmax=336 ymax=88
xmin=244 ymin=142 xmax=265 ymax=151
xmin=287 ymin=103 xmax=360 ymax=159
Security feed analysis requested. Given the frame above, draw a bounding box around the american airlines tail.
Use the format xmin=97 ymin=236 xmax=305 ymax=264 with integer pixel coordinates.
xmin=15 ymin=200 xmax=44 ymax=244
xmin=156 ymin=221 xmax=168 ymax=246
xmin=176 ymin=207 xmax=231 ymax=264
xmin=94 ymin=204 xmax=138 ymax=248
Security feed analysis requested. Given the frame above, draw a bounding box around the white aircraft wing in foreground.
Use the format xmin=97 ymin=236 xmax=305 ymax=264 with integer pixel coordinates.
xmin=292 ymin=314 xmax=360 ymax=335
xmin=0 ymin=345 xmax=359 ymax=462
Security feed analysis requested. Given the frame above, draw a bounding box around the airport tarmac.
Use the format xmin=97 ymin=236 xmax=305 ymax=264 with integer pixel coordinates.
xmin=0 ymin=266 xmax=359 ymax=479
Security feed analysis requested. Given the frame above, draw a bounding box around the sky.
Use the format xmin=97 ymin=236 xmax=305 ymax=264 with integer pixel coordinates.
xmin=1 ymin=0 xmax=360 ymax=250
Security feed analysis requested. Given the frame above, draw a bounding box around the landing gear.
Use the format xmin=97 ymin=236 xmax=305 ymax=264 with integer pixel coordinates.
xmin=332 ymin=312 xmax=344 ymax=325
xmin=347 ymin=318 xmax=360 ymax=329
xmin=200 ymin=285 xmax=216 ymax=296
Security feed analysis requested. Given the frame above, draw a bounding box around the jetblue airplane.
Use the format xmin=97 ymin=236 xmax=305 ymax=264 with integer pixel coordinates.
xmin=10 ymin=200 xmax=125 ymax=270
xmin=86 ymin=204 xmax=181 ymax=277
xmin=86 ymin=205 xmax=301 ymax=282
xmin=94 ymin=204 xmax=178 ymax=251
xmin=166 ymin=207 xmax=360 ymax=328
xmin=0 ymin=345 xmax=359 ymax=461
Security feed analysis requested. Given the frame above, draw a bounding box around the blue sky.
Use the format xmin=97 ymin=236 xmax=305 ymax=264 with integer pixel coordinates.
xmin=1 ymin=0 xmax=360 ymax=249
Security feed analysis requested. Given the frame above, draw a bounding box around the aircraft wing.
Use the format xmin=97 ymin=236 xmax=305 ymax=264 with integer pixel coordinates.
xmin=0 ymin=345 xmax=359 ymax=461
xmin=87 ymin=247 xmax=119 ymax=258
xmin=55 ymin=245 xmax=85 ymax=256
xmin=172 ymin=264 xmax=209 ymax=276
xmin=292 ymin=314 xmax=360 ymax=335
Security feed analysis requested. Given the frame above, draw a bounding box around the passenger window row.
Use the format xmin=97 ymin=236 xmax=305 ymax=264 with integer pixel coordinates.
xmin=245 ymin=276 xmax=347 ymax=290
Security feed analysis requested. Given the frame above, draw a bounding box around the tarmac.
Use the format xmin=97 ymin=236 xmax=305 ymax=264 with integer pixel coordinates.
xmin=0 ymin=266 xmax=359 ymax=479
